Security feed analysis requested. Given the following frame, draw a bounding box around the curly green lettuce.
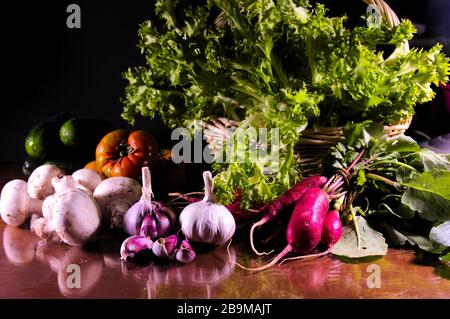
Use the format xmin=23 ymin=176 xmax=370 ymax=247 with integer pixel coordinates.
xmin=121 ymin=0 xmax=449 ymax=207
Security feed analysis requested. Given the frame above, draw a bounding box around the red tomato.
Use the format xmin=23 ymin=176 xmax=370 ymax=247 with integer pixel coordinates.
xmin=95 ymin=130 xmax=159 ymax=179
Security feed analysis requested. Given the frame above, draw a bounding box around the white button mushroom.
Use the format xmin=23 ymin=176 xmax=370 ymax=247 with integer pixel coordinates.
xmin=71 ymin=168 xmax=104 ymax=193
xmin=34 ymin=175 xmax=90 ymax=241
xmin=0 ymin=180 xmax=43 ymax=226
xmin=54 ymin=189 xmax=101 ymax=246
xmin=34 ymin=175 xmax=102 ymax=246
xmin=27 ymin=164 xmax=64 ymax=199
xmin=93 ymin=177 xmax=142 ymax=230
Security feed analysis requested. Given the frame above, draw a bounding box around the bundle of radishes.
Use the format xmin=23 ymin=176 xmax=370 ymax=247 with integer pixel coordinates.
xmin=239 ymin=179 xmax=344 ymax=271
xmin=234 ymin=151 xmax=368 ymax=270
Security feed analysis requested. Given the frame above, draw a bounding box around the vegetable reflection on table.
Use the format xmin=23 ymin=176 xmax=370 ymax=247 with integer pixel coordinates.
xmin=3 ymin=225 xmax=40 ymax=266
xmin=35 ymin=241 xmax=104 ymax=298
xmin=120 ymin=246 xmax=236 ymax=299
xmin=3 ymin=225 xmax=449 ymax=298
xmin=3 ymin=225 xmax=104 ymax=298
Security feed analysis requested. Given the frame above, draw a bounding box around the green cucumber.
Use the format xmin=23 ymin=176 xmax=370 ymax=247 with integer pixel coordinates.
xmin=59 ymin=118 xmax=115 ymax=152
xmin=25 ymin=112 xmax=73 ymax=160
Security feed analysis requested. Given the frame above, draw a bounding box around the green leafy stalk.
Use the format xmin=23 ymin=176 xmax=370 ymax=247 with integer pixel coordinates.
xmin=329 ymin=122 xmax=450 ymax=258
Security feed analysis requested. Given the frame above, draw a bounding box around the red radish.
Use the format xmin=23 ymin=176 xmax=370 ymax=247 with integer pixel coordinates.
xmin=321 ymin=209 xmax=343 ymax=248
xmin=250 ymin=176 xmax=327 ymax=255
xmin=279 ymin=209 xmax=342 ymax=264
xmin=236 ymin=187 xmax=330 ymax=271
xmin=286 ymin=188 xmax=330 ymax=254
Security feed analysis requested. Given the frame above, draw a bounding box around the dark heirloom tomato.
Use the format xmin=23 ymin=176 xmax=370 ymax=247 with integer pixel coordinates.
xmin=95 ymin=130 xmax=159 ymax=179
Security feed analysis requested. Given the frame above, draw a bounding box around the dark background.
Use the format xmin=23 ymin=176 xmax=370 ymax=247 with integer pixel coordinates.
xmin=1 ymin=0 xmax=171 ymax=162
xmin=1 ymin=0 xmax=449 ymax=162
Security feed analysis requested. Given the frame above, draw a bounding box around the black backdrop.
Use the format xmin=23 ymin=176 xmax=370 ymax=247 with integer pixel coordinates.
xmin=1 ymin=0 xmax=449 ymax=162
xmin=1 ymin=0 xmax=170 ymax=162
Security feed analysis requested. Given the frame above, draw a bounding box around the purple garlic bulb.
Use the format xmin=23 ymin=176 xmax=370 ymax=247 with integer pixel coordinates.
xmin=123 ymin=167 xmax=176 ymax=237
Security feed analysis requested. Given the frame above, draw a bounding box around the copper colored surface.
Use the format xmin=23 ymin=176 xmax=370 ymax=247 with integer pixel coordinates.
xmin=0 ymin=164 xmax=449 ymax=299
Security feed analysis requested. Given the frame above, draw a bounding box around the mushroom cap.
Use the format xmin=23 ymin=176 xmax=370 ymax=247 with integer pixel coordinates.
xmin=27 ymin=164 xmax=64 ymax=199
xmin=72 ymin=168 xmax=104 ymax=193
xmin=51 ymin=175 xmax=92 ymax=194
xmin=52 ymin=175 xmax=78 ymax=193
xmin=93 ymin=177 xmax=142 ymax=215
xmin=52 ymin=189 xmax=101 ymax=246
xmin=0 ymin=180 xmax=30 ymax=226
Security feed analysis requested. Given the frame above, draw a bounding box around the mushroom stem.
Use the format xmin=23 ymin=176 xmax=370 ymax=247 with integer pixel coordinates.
xmin=29 ymin=198 xmax=44 ymax=215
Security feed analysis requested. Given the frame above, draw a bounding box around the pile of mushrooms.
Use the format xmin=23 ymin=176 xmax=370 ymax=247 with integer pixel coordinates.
xmin=33 ymin=174 xmax=102 ymax=246
xmin=0 ymin=163 xmax=146 ymax=247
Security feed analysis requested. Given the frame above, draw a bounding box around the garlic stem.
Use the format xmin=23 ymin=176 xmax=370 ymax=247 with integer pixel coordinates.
xmin=141 ymin=167 xmax=154 ymax=202
xmin=202 ymin=171 xmax=215 ymax=202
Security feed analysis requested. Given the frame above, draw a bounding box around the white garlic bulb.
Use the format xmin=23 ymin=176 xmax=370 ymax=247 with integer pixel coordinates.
xmin=179 ymin=171 xmax=236 ymax=246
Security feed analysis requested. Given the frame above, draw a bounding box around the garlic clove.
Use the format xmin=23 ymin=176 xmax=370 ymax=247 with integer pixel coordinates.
xmin=124 ymin=201 xmax=151 ymax=236
xmin=140 ymin=213 xmax=158 ymax=240
xmin=152 ymin=235 xmax=178 ymax=258
xmin=175 ymin=240 xmax=196 ymax=264
xmin=139 ymin=209 xmax=173 ymax=241
xmin=158 ymin=213 xmax=172 ymax=238
xmin=120 ymin=235 xmax=153 ymax=264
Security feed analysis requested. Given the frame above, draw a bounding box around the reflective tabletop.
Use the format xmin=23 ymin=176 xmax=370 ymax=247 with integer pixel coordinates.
xmin=0 ymin=164 xmax=449 ymax=299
